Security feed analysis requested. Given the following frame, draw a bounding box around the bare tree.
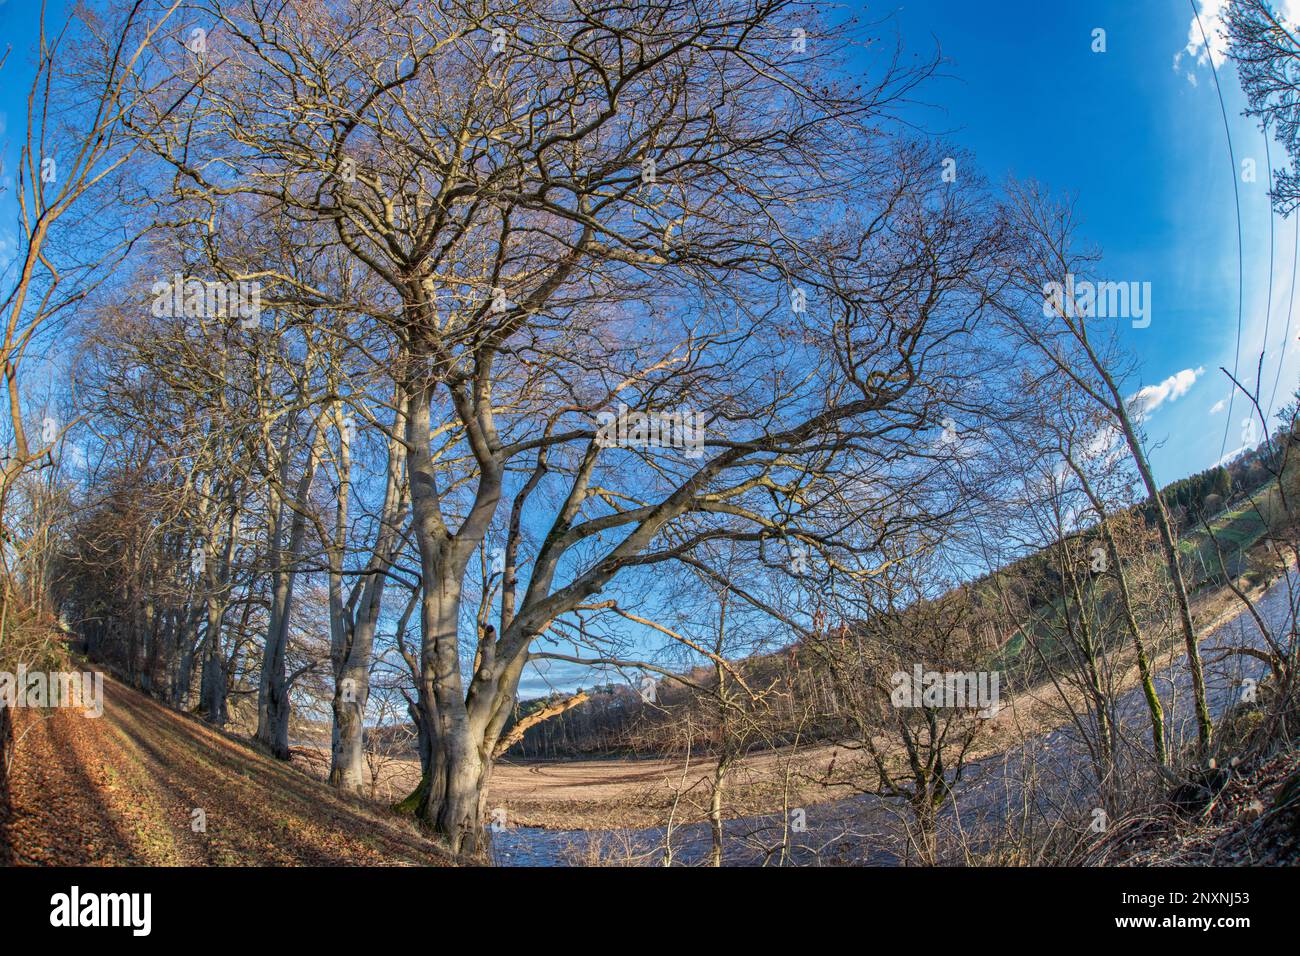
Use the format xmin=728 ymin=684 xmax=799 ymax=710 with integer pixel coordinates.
xmin=997 ymin=183 xmax=1215 ymax=754
xmin=104 ymin=0 xmax=1021 ymax=857
xmin=1227 ymin=0 xmax=1300 ymax=215
xmin=813 ymin=560 xmax=993 ymax=865
xmin=0 ymin=1 xmax=183 ymax=592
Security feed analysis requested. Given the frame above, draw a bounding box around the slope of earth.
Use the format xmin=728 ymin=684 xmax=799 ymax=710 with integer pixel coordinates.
xmin=0 ymin=674 xmax=452 ymax=866
xmin=1087 ymin=747 xmax=1300 ymax=866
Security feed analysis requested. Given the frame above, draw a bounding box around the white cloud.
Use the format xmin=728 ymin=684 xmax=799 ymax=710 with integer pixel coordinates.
xmin=1210 ymin=398 xmax=1227 ymax=414
xmin=1175 ymin=0 xmax=1300 ymax=83
xmin=1174 ymin=0 xmax=1229 ymax=79
xmin=1070 ymin=368 xmax=1205 ymax=470
xmin=1127 ymin=366 xmax=1204 ymax=421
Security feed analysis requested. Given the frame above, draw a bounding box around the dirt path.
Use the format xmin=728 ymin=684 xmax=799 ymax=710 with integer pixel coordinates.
xmin=0 ymin=677 xmax=452 ymax=866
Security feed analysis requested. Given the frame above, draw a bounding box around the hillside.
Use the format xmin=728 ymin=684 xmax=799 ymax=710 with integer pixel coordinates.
xmin=1082 ymin=747 xmax=1300 ymax=866
xmin=0 ymin=666 xmax=453 ymax=866
xmin=502 ymin=452 xmax=1290 ymax=759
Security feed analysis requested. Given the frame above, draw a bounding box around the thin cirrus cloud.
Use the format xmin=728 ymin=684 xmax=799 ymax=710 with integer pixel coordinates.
xmin=1210 ymin=398 xmax=1228 ymax=414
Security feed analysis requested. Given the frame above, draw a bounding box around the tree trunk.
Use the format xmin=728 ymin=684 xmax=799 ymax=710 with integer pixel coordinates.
xmin=1068 ymin=337 xmax=1214 ymax=754
xmin=257 ymin=418 xmax=321 ymax=759
xmin=256 ymin=575 xmax=292 ymax=757
xmin=708 ymin=756 xmax=729 ymax=867
xmin=329 ymin=397 xmax=405 ymax=790
xmin=415 ymin=573 xmax=490 ymax=855
xmin=328 ymin=630 xmax=370 ymax=791
xmin=1102 ymin=524 xmax=1168 ymax=765
xmin=1114 ymin=408 xmax=1213 ymax=753
xmin=200 ymin=598 xmax=227 ymax=725
xmin=1065 ymin=451 xmax=1169 ymax=765
xmin=402 ymin=380 xmax=496 ymax=854
xmin=172 ymin=613 xmax=197 ymax=710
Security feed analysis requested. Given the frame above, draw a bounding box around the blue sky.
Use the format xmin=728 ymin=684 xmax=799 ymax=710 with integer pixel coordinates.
xmin=879 ymin=0 xmax=1300 ymax=481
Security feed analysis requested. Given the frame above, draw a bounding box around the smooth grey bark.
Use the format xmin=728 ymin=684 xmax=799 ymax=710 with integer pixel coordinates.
xmin=396 ymin=377 xmax=630 ymax=853
xmin=256 ymin=416 xmax=324 ymax=759
xmin=199 ymin=494 xmax=240 ymax=726
xmin=403 ymin=380 xmax=500 ymax=854
xmin=329 ymin=399 xmax=408 ymax=790
xmin=395 ymin=370 xmax=746 ymax=853
xmin=141 ymin=598 xmax=163 ymax=694
xmin=171 ymin=610 xmax=199 ymax=709
xmin=199 ymin=598 xmax=228 ymax=725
